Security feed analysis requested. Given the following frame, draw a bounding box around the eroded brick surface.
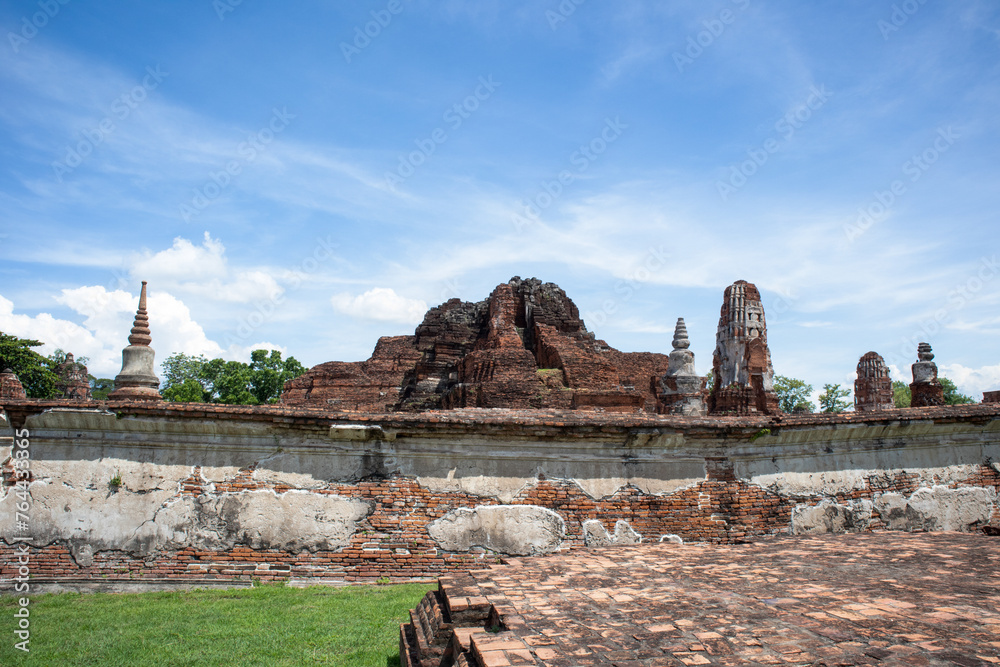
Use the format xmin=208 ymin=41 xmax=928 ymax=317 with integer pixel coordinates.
xmin=281 ymin=277 xmax=669 ymax=414
xmin=406 ymin=532 xmax=1000 ymax=666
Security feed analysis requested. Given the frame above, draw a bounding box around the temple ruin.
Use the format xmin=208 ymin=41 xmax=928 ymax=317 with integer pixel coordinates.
xmin=854 ymin=351 xmax=894 ymax=412
xmin=708 ymin=280 xmax=780 ymax=415
xmin=54 ymin=353 xmax=91 ymax=400
xmin=910 ymin=341 xmax=945 ymax=407
xmin=657 ymin=318 xmax=707 ymax=415
xmin=108 ymin=281 xmax=161 ymax=401
xmin=282 ymin=277 xmax=672 ymax=413
xmin=0 ymin=368 xmax=25 ymax=401
xmin=1 ymin=276 xmax=998 ymax=602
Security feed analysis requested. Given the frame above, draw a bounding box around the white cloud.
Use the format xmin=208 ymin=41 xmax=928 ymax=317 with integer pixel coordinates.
xmin=331 ymin=288 xmax=427 ymax=323
xmin=129 ymin=233 xmax=282 ymax=304
xmin=887 ymin=364 xmax=907 ymax=384
xmin=223 ymin=341 xmax=287 ymax=361
xmin=0 ymin=293 xmax=101 ymax=363
xmin=0 ymin=286 xmax=285 ymax=379
xmin=133 ymin=232 xmax=227 ymax=281
xmin=939 ymin=362 xmax=1000 ymax=400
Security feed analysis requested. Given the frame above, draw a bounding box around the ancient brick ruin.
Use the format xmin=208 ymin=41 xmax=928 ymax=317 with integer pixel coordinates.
xmin=2 ymin=275 xmax=999 ymax=608
xmin=0 ymin=369 xmax=25 ymax=401
xmin=854 ymin=351 xmax=894 ymax=412
xmin=54 ymin=353 xmax=91 ymax=400
xmin=910 ymin=342 xmax=945 ymax=408
xmin=708 ymin=280 xmax=780 ymax=415
xmin=282 ymin=277 xmax=672 ymax=413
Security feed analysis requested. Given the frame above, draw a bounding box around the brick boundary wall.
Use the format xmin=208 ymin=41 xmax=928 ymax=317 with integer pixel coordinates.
xmin=1 ymin=400 xmax=998 ymax=590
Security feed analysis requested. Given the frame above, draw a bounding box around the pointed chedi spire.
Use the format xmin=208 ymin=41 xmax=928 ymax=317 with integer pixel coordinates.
xmin=108 ymin=281 xmax=161 ymax=400
xmin=658 ymin=317 xmax=707 ymax=415
xmin=672 ymin=317 xmax=691 ymax=350
xmin=128 ymin=281 xmax=152 ymax=346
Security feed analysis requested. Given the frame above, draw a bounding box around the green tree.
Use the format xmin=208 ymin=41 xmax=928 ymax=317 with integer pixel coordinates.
xmin=200 ymin=358 xmax=256 ymax=404
xmin=772 ymin=375 xmax=814 ymax=413
xmin=892 ymin=380 xmax=911 ymax=408
xmin=160 ymin=350 xmax=305 ymax=404
xmin=892 ymin=376 xmax=973 ymax=407
xmin=940 ymin=377 xmax=975 ymax=405
xmin=162 ymin=377 xmax=210 ymax=402
xmin=0 ymin=332 xmax=61 ymax=398
xmin=819 ymin=383 xmax=852 ymax=413
xmin=48 ymin=348 xmax=90 ymax=368
xmin=248 ymin=349 xmax=306 ymax=404
xmin=161 ymin=353 xmax=210 ymax=394
xmin=89 ymin=376 xmax=115 ymax=400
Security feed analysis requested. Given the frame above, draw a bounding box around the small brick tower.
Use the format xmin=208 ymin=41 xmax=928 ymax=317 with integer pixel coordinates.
xmin=0 ymin=368 xmax=26 ymax=400
xmin=854 ymin=351 xmax=894 ymax=412
xmin=709 ymin=280 xmax=780 ymax=415
xmin=55 ymin=353 xmax=91 ymax=400
xmin=909 ymin=342 xmax=944 ymax=408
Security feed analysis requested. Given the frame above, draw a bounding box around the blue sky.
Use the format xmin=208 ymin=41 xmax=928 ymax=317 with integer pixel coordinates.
xmin=1 ymin=0 xmax=998 ymax=405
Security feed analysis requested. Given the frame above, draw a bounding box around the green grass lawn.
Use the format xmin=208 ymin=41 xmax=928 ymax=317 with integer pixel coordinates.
xmin=0 ymin=582 xmax=430 ymax=666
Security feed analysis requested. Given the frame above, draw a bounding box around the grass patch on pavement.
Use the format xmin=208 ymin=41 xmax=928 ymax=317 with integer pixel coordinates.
xmin=0 ymin=581 xmax=430 ymax=666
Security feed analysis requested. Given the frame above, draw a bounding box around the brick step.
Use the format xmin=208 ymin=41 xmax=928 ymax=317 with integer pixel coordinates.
xmin=440 ymin=580 xmax=493 ymax=626
xmin=410 ymin=589 xmax=454 ymax=665
xmin=469 ymin=631 xmax=538 ymax=666
xmin=402 ymin=578 xmax=513 ymax=667
xmin=399 ymin=622 xmax=421 ymax=667
xmin=450 ymin=627 xmax=487 ymax=667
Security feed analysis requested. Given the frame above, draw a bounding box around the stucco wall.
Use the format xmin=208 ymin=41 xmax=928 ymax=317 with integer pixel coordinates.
xmin=1 ymin=402 xmax=998 ymax=590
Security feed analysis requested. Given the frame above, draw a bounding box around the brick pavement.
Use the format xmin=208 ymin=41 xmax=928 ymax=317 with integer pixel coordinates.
xmin=401 ymin=532 xmax=1000 ymax=666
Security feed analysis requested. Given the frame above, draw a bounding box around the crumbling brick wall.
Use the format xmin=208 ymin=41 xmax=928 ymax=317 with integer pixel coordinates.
xmin=1 ymin=400 xmax=997 ymax=589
